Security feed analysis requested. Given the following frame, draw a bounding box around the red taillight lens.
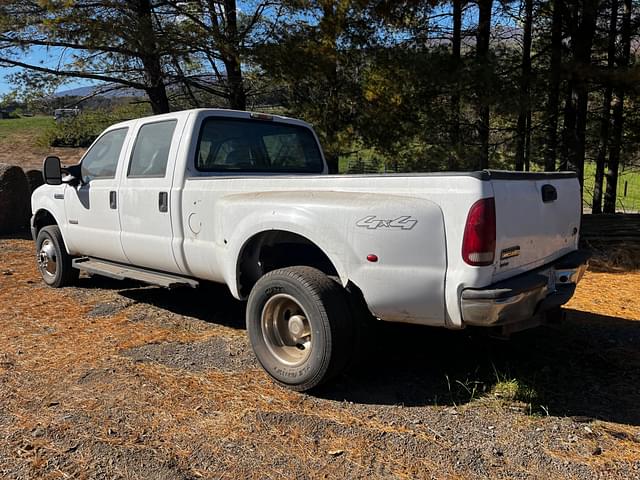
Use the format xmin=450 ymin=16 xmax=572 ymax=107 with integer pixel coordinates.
xmin=462 ymin=197 xmax=496 ymax=266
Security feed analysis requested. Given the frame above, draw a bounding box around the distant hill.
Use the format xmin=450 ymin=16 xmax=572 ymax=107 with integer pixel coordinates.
xmin=55 ymin=84 xmax=146 ymax=98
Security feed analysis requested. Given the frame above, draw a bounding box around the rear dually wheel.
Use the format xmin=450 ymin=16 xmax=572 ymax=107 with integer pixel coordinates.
xmin=246 ymin=266 xmax=354 ymax=391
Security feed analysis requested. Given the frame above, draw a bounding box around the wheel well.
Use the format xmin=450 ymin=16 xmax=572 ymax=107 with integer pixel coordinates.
xmin=237 ymin=230 xmax=339 ymax=297
xmin=33 ymin=209 xmax=57 ymax=236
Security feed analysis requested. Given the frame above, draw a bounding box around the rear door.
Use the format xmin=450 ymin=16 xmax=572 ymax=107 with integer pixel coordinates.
xmin=118 ymin=118 xmax=183 ymax=273
xmin=491 ymin=175 xmax=581 ymax=281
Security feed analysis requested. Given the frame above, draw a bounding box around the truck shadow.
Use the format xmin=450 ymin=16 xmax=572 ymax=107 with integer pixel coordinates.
xmin=83 ymin=278 xmax=640 ymax=426
xmin=320 ymin=309 xmax=640 ymax=426
xmin=117 ymin=282 xmax=246 ymax=331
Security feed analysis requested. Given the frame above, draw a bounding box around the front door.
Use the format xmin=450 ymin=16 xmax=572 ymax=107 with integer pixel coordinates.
xmin=118 ymin=118 xmax=182 ymax=273
xmin=64 ymin=127 xmax=130 ymax=263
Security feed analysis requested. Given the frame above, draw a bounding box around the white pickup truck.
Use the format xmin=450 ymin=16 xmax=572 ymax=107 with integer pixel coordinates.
xmin=32 ymin=108 xmax=589 ymax=391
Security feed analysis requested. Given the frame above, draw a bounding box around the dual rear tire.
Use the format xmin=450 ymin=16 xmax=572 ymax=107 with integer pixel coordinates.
xmin=246 ymin=266 xmax=358 ymax=392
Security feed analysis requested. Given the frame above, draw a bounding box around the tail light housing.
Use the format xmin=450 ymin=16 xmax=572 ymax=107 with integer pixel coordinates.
xmin=462 ymin=197 xmax=496 ymax=266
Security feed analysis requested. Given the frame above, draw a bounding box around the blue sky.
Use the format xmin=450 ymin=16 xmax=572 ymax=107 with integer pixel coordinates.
xmin=0 ymin=47 xmax=94 ymax=96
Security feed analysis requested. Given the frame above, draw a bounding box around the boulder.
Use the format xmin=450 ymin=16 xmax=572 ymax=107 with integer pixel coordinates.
xmin=25 ymin=169 xmax=44 ymax=193
xmin=0 ymin=163 xmax=31 ymax=233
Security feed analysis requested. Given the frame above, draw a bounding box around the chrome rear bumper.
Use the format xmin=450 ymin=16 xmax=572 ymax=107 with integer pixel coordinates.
xmin=460 ymin=250 xmax=590 ymax=328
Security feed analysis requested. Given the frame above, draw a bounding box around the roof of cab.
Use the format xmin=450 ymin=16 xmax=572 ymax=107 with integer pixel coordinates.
xmin=105 ymin=108 xmax=311 ymax=131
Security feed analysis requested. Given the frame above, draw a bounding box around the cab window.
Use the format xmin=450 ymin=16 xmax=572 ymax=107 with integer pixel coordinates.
xmin=196 ymin=118 xmax=323 ymax=173
xmin=128 ymin=120 xmax=177 ymax=177
xmin=80 ymin=128 xmax=128 ymax=183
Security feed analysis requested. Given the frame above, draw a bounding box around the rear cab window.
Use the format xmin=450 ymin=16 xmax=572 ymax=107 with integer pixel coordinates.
xmin=80 ymin=128 xmax=128 ymax=183
xmin=195 ymin=118 xmax=323 ymax=173
xmin=128 ymin=120 xmax=178 ymax=178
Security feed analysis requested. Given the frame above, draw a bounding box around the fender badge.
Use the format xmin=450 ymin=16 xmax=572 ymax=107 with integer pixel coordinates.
xmin=356 ymin=215 xmax=418 ymax=230
xmin=500 ymin=246 xmax=520 ymax=260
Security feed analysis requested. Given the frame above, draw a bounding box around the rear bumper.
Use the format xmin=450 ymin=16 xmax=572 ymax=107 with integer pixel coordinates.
xmin=460 ymin=250 xmax=590 ymax=328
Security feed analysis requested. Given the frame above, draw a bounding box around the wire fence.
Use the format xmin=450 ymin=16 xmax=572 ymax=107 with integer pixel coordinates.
xmin=340 ymin=153 xmax=411 ymax=174
xmin=582 ymin=162 xmax=640 ymax=213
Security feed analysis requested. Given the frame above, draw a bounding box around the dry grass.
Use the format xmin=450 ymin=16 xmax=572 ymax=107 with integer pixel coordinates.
xmin=1 ymin=238 xmax=640 ymax=479
xmin=565 ymin=269 xmax=640 ymax=320
xmin=0 ymin=134 xmax=85 ymax=170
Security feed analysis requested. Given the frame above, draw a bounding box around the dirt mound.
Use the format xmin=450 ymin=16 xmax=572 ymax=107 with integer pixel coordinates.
xmin=0 ymin=163 xmax=30 ymax=233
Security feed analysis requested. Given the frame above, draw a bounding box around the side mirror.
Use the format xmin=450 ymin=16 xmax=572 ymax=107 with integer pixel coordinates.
xmin=43 ymin=156 xmax=62 ymax=185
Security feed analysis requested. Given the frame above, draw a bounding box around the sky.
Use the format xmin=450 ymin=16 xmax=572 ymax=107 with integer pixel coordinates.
xmin=0 ymin=47 xmax=94 ymax=97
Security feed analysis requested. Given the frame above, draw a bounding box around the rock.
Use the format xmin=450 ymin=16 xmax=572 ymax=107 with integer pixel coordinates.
xmin=25 ymin=169 xmax=44 ymax=193
xmin=0 ymin=163 xmax=31 ymax=233
xmin=592 ymin=446 xmax=603 ymax=456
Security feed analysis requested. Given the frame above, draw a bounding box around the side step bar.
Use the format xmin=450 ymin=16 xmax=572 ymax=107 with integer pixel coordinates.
xmin=72 ymin=257 xmax=199 ymax=289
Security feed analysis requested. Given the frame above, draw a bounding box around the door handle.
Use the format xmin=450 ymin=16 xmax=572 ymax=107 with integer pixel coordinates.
xmin=159 ymin=191 xmax=168 ymax=212
xmin=109 ymin=191 xmax=117 ymax=209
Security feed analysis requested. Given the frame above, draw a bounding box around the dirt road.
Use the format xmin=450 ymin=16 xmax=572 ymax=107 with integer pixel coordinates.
xmin=1 ymin=237 xmax=639 ymax=479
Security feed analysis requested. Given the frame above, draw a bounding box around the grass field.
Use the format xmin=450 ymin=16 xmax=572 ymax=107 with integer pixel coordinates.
xmin=583 ymin=162 xmax=640 ymax=213
xmin=0 ymin=115 xmax=54 ymax=139
xmin=0 ymin=116 xmax=84 ymax=169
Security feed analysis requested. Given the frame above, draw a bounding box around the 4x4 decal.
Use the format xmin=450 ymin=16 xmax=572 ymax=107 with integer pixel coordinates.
xmin=356 ymin=215 xmax=418 ymax=230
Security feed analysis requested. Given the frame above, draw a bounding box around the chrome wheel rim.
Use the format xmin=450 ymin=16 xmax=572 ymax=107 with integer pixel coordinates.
xmin=37 ymin=239 xmax=57 ymax=278
xmin=261 ymin=293 xmax=312 ymax=366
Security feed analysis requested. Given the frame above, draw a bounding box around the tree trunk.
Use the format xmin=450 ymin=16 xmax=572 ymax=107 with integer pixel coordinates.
xmin=593 ymin=0 xmax=618 ymax=214
xmin=476 ymin=0 xmax=493 ymax=170
xmin=604 ymin=0 xmax=632 ymax=213
xmin=525 ymin=109 xmax=531 ymax=171
xmin=318 ymin=2 xmax=341 ymax=174
xmin=560 ymin=81 xmax=576 ymax=171
xmin=146 ymin=85 xmax=171 ymax=114
xmin=515 ymin=0 xmax=533 ymax=171
xmin=565 ymin=0 xmax=599 ymax=187
xmin=450 ymin=0 xmax=463 ymax=170
xmin=134 ymin=0 xmax=170 ymax=114
xmin=223 ymin=0 xmax=247 ymax=110
xmin=543 ymin=0 xmax=563 ymax=172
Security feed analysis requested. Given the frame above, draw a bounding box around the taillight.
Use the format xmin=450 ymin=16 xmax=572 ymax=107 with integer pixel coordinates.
xmin=462 ymin=197 xmax=496 ymax=266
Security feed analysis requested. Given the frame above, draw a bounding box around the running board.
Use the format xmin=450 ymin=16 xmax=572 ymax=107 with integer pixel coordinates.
xmin=72 ymin=257 xmax=199 ymax=289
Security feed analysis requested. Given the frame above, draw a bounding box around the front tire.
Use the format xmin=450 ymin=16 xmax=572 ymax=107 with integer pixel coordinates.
xmin=246 ymin=266 xmax=354 ymax=391
xmin=36 ymin=225 xmax=78 ymax=287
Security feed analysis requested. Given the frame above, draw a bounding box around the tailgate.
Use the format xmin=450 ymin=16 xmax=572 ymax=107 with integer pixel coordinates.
xmin=490 ymin=173 xmax=581 ymax=282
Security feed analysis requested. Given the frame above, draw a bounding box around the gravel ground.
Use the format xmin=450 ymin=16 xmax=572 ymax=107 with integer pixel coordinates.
xmin=1 ymin=237 xmax=640 ymax=479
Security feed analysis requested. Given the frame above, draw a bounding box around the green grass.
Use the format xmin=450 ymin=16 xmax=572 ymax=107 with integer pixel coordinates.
xmin=0 ymin=116 xmax=54 ymax=141
xmin=583 ymin=162 xmax=640 ymax=213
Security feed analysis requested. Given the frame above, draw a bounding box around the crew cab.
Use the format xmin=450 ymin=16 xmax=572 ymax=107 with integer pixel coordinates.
xmin=31 ymin=109 xmax=589 ymax=391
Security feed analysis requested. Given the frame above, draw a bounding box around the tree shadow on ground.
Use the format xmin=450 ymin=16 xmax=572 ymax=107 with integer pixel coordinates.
xmin=318 ymin=309 xmax=640 ymax=426
xmin=74 ymin=276 xmax=640 ymax=425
